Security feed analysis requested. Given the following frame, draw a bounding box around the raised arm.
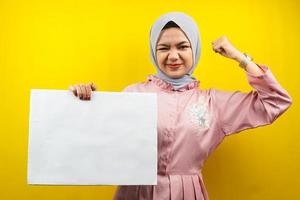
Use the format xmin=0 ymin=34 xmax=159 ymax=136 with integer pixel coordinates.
xmin=212 ymin=35 xmax=265 ymax=76
xmin=212 ymin=36 xmax=292 ymax=135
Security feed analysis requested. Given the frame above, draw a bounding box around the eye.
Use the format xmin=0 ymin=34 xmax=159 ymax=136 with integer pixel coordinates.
xmin=179 ymin=45 xmax=190 ymax=50
xmin=157 ymin=48 xmax=169 ymax=51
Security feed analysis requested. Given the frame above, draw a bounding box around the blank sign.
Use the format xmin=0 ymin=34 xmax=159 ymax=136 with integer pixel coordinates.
xmin=27 ymin=89 xmax=157 ymax=185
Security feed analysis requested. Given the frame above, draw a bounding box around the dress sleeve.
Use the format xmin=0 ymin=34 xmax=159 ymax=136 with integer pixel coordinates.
xmin=122 ymin=85 xmax=135 ymax=92
xmin=214 ymin=64 xmax=292 ymax=136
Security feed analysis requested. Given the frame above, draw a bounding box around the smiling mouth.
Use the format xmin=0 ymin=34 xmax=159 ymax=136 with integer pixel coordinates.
xmin=166 ymin=64 xmax=182 ymax=69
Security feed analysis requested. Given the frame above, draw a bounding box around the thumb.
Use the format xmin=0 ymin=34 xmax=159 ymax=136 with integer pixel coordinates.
xmin=69 ymin=85 xmax=78 ymax=96
xmin=88 ymin=82 xmax=97 ymax=91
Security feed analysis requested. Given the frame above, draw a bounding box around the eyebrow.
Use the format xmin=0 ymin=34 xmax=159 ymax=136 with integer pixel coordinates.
xmin=157 ymin=41 xmax=190 ymax=47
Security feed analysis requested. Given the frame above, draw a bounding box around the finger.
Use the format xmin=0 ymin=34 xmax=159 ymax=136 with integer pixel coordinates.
xmin=77 ymin=85 xmax=83 ymax=100
xmin=80 ymin=84 xmax=87 ymax=100
xmin=212 ymin=42 xmax=219 ymax=52
xmin=212 ymin=45 xmax=221 ymax=53
xmin=88 ymin=82 xmax=97 ymax=91
xmin=69 ymin=85 xmax=78 ymax=96
xmin=211 ymin=41 xmax=218 ymax=47
xmin=86 ymin=84 xmax=92 ymax=100
xmin=213 ymin=42 xmax=224 ymax=53
xmin=212 ymin=36 xmax=227 ymax=47
xmin=212 ymin=41 xmax=219 ymax=50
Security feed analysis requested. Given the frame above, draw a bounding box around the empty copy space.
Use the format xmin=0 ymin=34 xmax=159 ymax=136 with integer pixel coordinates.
xmin=28 ymin=89 xmax=157 ymax=185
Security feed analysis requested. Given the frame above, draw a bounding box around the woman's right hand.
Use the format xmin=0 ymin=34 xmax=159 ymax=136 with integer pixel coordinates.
xmin=69 ymin=82 xmax=97 ymax=100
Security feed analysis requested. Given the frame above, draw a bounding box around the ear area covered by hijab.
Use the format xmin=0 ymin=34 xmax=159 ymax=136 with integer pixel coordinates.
xmin=149 ymin=12 xmax=202 ymax=90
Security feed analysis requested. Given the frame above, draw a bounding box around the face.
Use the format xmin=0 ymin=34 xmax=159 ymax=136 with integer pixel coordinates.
xmin=156 ymin=27 xmax=193 ymax=79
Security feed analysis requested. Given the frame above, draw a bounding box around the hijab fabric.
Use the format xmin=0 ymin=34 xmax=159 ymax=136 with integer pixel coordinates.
xmin=149 ymin=12 xmax=201 ymax=90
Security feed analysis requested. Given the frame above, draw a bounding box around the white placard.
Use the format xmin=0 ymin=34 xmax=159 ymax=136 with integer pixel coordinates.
xmin=27 ymin=89 xmax=157 ymax=185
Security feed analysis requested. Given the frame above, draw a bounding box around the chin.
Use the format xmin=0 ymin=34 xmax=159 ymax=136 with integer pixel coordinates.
xmin=167 ymin=73 xmax=184 ymax=79
xmin=160 ymin=68 xmax=185 ymax=79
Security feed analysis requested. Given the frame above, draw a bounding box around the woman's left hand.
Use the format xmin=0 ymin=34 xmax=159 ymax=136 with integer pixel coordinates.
xmin=212 ymin=36 xmax=243 ymax=61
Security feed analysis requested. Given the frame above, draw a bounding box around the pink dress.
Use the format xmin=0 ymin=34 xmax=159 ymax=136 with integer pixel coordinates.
xmin=113 ymin=65 xmax=292 ymax=200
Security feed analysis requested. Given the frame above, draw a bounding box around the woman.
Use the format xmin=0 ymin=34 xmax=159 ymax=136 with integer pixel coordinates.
xmin=69 ymin=12 xmax=292 ymax=200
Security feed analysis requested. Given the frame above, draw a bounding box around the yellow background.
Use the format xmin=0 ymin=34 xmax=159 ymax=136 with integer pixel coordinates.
xmin=0 ymin=0 xmax=299 ymax=199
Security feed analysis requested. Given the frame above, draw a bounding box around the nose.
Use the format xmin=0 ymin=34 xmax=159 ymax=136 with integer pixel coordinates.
xmin=168 ymin=49 xmax=180 ymax=61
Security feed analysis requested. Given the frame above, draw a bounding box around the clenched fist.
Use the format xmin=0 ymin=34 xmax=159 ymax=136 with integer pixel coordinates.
xmin=212 ymin=36 xmax=243 ymax=61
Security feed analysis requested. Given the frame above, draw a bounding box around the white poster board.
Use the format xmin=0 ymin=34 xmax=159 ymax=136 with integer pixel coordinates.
xmin=27 ymin=89 xmax=157 ymax=185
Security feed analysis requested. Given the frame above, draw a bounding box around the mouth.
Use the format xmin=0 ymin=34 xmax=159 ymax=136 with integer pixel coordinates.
xmin=166 ymin=64 xmax=183 ymax=69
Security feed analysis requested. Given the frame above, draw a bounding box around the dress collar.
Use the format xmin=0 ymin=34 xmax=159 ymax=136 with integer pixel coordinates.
xmin=146 ymin=75 xmax=200 ymax=92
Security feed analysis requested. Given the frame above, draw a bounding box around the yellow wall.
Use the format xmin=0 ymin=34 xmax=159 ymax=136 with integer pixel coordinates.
xmin=0 ymin=0 xmax=299 ymax=199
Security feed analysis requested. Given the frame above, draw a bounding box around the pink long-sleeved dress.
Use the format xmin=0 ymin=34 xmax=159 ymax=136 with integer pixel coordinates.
xmin=113 ymin=65 xmax=292 ymax=200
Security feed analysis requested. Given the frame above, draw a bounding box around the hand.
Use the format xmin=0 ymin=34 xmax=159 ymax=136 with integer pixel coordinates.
xmin=211 ymin=36 xmax=243 ymax=61
xmin=69 ymin=82 xmax=97 ymax=100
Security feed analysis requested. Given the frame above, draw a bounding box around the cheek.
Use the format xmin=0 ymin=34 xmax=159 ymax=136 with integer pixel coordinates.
xmin=156 ymin=53 xmax=166 ymax=65
xmin=183 ymin=51 xmax=193 ymax=66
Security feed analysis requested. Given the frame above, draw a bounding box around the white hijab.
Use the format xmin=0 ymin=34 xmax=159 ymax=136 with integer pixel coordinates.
xmin=149 ymin=12 xmax=201 ymax=90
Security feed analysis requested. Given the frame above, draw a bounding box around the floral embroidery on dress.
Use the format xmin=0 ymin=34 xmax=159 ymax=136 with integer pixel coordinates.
xmin=188 ymin=96 xmax=210 ymax=129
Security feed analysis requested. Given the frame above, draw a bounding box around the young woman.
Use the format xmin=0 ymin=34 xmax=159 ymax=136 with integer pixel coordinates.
xmin=69 ymin=12 xmax=292 ymax=200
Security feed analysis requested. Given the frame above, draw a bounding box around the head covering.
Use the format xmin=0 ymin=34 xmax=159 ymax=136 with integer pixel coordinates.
xmin=150 ymin=12 xmax=201 ymax=90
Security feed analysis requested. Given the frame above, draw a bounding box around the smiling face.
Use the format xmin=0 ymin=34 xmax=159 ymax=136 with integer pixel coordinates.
xmin=156 ymin=27 xmax=193 ymax=79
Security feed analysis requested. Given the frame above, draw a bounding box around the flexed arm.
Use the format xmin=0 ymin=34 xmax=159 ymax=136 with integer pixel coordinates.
xmin=211 ymin=36 xmax=292 ymax=135
xmin=212 ymin=35 xmax=265 ymax=76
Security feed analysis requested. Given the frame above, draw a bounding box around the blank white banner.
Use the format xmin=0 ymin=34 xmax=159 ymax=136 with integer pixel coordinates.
xmin=27 ymin=89 xmax=157 ymax=185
